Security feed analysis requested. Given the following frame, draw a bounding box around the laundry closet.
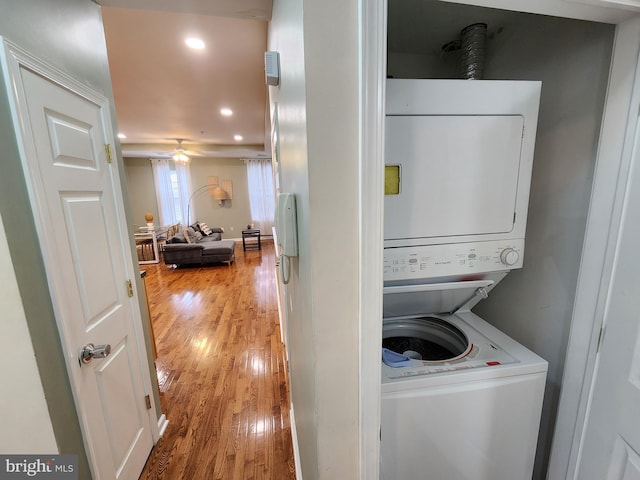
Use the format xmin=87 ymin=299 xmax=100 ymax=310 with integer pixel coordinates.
xmin=385 ymin=1 xmax=616 ymax=478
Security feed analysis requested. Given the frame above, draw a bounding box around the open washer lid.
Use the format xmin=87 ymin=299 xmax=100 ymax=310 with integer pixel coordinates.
xmin=382 ymin=273 xmax=506 ymax=318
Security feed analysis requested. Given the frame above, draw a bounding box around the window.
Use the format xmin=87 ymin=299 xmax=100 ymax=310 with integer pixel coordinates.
xmin=150 ymin=158 xmax=192 ymax=226
xmin=245 ymin=159 xmax=276 ymax=234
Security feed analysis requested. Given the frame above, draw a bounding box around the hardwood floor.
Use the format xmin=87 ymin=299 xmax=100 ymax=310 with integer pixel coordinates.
xmin=139 ymin=241 xmax=296 ymax=480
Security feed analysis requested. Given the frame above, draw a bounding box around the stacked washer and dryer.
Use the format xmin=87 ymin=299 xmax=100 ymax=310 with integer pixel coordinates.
xmin=381 ymin=79 xmax=548 ymax=479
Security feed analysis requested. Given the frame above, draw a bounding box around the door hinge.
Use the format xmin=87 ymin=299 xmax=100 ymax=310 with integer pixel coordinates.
xmin=596 ymin=325 xmax=605 ymax=352
xmin=105 ymin=143 xmax=113 ymax=164
xmin=127 ymin=279 xmax=134 ymax=297
xmin=145 ymin=395 xmax=152 ymax=410
xmin=514 ymin=212 xmax=516 ymax=224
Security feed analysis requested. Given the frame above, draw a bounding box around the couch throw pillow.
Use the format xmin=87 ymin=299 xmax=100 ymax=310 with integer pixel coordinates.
xmin=184 ymin=227 xmax=197 ymax=244
xmin=199 ymin=222 xmax=213 ymax=236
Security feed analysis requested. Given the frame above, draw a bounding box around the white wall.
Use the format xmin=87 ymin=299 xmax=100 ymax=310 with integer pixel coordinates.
xmin=268 ymin=2 xmax=319 ymax=475
xmin=124 ymin=157 xmax=159 ymax=225
xmin=268 ymin=0 xmax=361 ymax=478
xmin=0 ymin=211 xmax=57 ymax=454
xmin=303 ymin=0 xmax=360 ymax=477
xmin=188 ymin=157 xmax=253 ymax=234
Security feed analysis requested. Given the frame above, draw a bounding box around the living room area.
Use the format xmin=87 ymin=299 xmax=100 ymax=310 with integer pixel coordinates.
xmin=117 ymin=51 xmax=290 ymax=477
xmin=100 ymin=3 xmax=294 ymax=477
xmin=124 ymin=145 xmax=291 ymax=477
xmin=124 ymin=154 xmax=273 ymax=256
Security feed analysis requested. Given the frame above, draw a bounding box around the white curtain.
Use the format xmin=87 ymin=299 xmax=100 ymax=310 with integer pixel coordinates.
xmin=174 ymin=161 xmax=192 ymax=225
xmin=150 ymin=158 xmax=192 ymax=226
xmin=246 ymin=159 xmax=275 ymax=234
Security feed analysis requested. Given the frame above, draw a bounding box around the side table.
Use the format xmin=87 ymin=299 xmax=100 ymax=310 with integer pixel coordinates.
xmin=242 ymin=229 xmax=261 ymax=251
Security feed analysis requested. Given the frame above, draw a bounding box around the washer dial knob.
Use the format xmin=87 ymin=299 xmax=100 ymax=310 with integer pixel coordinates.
xmin=500 ymin=248 xmax=520 ymax=266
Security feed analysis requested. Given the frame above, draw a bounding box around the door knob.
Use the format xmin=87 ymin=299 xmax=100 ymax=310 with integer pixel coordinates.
xmin=79 ymin=343 xmax=112 ymax=366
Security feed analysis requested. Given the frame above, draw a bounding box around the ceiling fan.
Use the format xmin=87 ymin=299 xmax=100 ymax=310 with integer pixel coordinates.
xmin=167 ymin=139 xmax=202 ymax=162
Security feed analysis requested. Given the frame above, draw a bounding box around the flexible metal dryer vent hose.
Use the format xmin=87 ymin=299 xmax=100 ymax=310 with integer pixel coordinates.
xmin=459 ymin=23 xmax=487 ymax=80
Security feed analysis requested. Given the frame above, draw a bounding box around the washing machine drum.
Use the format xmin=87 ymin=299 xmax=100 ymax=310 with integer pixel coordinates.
xmin=382 ymin=316 xmax=470 ymax=362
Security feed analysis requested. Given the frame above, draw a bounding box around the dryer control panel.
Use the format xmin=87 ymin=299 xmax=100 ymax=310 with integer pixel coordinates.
xmin=383 ymin=239 xmax=524 ymax=282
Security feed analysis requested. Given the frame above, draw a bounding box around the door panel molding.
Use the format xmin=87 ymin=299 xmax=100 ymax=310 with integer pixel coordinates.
xmin=607 ymin=436 xmax=640 ymax=480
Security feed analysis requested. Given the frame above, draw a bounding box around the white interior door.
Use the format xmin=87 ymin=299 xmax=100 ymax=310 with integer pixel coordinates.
xmin=575 ymin=120 xmax=640 ymax=479
xmin=2 ymin=44 xmax=154 ymax=479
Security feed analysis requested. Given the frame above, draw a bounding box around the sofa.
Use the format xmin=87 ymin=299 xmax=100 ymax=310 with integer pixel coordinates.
xmin=163 ymin=224 xmax=236 ymax=267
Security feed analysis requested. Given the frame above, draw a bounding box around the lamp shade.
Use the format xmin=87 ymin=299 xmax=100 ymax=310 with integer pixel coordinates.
xmin=213 ymin=187 xmax=226 ymax=201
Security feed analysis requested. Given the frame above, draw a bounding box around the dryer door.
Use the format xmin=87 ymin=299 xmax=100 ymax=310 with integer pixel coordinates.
xmin=384 ymin=114 xmax=524 ymax=242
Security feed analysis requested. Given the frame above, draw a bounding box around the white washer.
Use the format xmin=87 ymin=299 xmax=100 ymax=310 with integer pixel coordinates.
xmin=380 ymin=278 xmax=548 ymax=480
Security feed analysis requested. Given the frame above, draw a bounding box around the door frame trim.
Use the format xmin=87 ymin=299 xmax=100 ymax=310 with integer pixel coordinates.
xmin=0 ymin=36 xmax=161 ymax=473
xmin=358 ymin=0 xmax=387 ymax=478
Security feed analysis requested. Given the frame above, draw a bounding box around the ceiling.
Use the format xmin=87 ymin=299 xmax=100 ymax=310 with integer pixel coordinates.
xmin=99 ymin=0 xmax=272 ymax=159
xmin=98 ymin=0 xmax=628 ymax=162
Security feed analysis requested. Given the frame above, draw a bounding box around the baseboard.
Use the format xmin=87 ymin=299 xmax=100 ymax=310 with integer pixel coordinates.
xmin=157 ymin=414 xmax=169 ymax=438
xmin=290 ymin=403 xmax=303 ymax=480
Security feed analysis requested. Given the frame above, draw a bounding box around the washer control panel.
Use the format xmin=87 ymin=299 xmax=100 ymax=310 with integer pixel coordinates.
xmin=384 ymin=239 xmax=525 ymax=281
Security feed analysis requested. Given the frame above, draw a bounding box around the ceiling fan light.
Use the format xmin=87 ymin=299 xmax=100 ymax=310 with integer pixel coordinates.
xmin=173 ymin=152 xmax=189 ymax=162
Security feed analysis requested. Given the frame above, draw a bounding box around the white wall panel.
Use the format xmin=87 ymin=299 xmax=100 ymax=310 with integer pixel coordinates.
xmin=0 ymin=212 xmax=57 ymax=453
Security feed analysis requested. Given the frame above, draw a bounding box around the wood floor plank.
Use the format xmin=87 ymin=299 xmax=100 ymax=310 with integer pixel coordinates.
xmin=139 ymin=242 xmax=295 ymax=480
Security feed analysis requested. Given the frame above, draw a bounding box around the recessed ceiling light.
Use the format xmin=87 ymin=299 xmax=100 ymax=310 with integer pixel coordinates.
xmin=234 ymin=135 xmax=243 ymax=141
xmin=117 ymin=133 xmax=126 ymax=139
xmin=185 ymin=38 xmax=205 ymax=50
xmin=220 ymin=108 xmax=233 ymax=116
